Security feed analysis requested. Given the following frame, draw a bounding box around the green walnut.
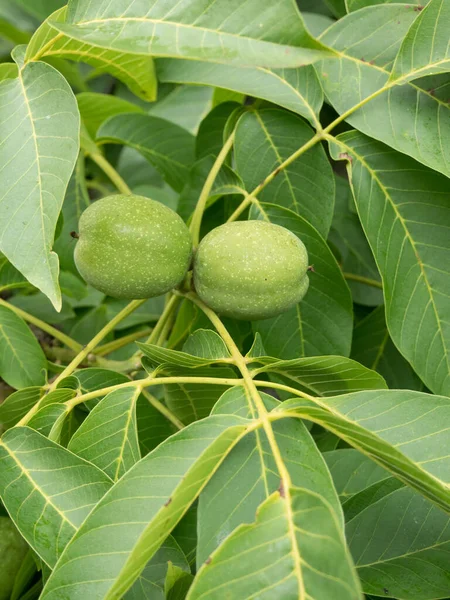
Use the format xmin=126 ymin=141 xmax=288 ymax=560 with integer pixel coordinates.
xmin=75 ymin=195 xmax=192 ymax=299
xmin=0 ymin=517 xmax=28 ymax=600
xmin=194 ymin=221 xmax=309 ymax=320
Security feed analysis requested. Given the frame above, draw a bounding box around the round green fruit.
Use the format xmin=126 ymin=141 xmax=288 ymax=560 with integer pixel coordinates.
xmin=193 ymin=221 xmax=309 ymax=321
xmin=0 ymin=517 xmax=28 ymax=600
xmin=75 ymin=195 xmax=192 ymax=299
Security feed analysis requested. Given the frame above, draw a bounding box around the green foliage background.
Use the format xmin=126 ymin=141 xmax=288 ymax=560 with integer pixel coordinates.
xmin=0 ymin=0 xmax=449 ymax=599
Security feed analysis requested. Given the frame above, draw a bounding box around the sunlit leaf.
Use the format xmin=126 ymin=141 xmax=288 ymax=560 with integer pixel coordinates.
xmin=158 ymin=60 xmax=324 ymax=126
xmin=317 ymin=5 xmax=450 ymax=177
xmin=253 ymin=355 xmax=387 ymax=396
xmin=26 ymin=7 xmax=157 ymax=101
xmin=0 ymin=47 xmax=79 ymax=308
xmin=189 ymin=488 xmax=362 ymax=599
xmin=197 ymin=387 xmax=343 ymax=565
xmin=139 ymin=329 xmax=231 ymax=370
xmin=390 ymin=0 xmax=450 ymax=82
xmin=41 ymin=415 xmax=252 ymax=599
xmin=55 ymin=0 xmax=332 ymax=69
xmin=278 ymin=389 xmax=450 ymax=512
xmin=330 ymin=131 xmax=450 ymax=396
xmin=0 ymin=427 xmax=112 ymax=567
xmin=347 ymin=0 xmax=427 ymax=11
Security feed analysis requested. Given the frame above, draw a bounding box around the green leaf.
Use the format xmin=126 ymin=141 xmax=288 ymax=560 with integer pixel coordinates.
xmin=324 ymin=449 xmax=390 ymax=501
xmin=177 ymin=156 xmax=244 ymax=222
xmin=14 ymin=0 xmax=66 ymax=21
xmin=106 ymin=296 xmax=165 ymax=330
xmin=348 ymin=486 xmax=450 ymax=599
xmin=0 ymin=387 xmax=42 ymax=430
xmin=251 ymin=203 xmax=353 ymax=359
xmin=97 ymin=113 xmax=195 ymax=192
xmin=68 ymin=387 xmax=141 ymax=481
xmin=69 ymin=304 xmax=112 ymax=345
xmin=77 ymin=92 xmax=144 ymax=137
xmin=125 ymin=536 xmax=190 ymax=600
xmin=0 ymin=304 xmax=47 ymax=389
xmin=136 ymin=393 xmax=176 ymax=457
xmin=9 ymin=549 xmax=38 ymax=600
xmin=27 ymin=388 xmax=76 ymax=439
xmin=196 ymin=102 xmax=241 ymax=160
xmin=139 ymin=334 xmax=231 ymax=370
xmin=41 ymin=414 xmax=252 ymax=599
xmin=165 ymin=562 xmax=194 ymax=600
xmin=235 ymin=109 xmax=335 ymax=237
xmin=158 ymin=60 xmax=324 ymax=127
xmin=278 ymin=389 xmax=450 ymax=512
xmin=330 ymin=131 xmax=450 ymax=396
xmin=320 ymin=4 xmax=419 ymax=70
xmin=197 ymin=387 xmax=343 ymax=565
xmin=351 ymin=305 xmax=425 ymax=390
xmin=328 ymin=175 xmax=383 ymax=306
xmin=0 ymin=17 xmax=31 ymax=45
xmin=323 ymin=0 xmax=347 ymax=18
xmin=76 ymin=367 xmax=130 ymax=410
xmin=0 ymin=516 xmax=29 ymax=600
xmin=318 ymin=5 xmax=450 ymax=177
xmin=347 ymin=0 xmax=427 ymax=11
xmin=163 ymin=366 xmax=238 ymax=425
xmin=0 ymin=426 xmax=112 ymax=568
xmin=148 ymin=85 xmax=214 ymax=135
xmin=56 ymin=0 xmax=332 ymax=69
xmin=182 ymin=330 xmax=232 ymax=360
xmin=189 ymin=488 xmax=362 ymax=599
xmin=26 ymin=7 xmax=157 ymax=101
xmin=9 ymin=292 xmax=75 ymax=324
xmin=254 ymin=355 xmax=387 ymax=396
xmin=27 ymin=402 xmax=71 ymax=439
xmin=0 ymin=253 xmax=30 ymax=293
xmin=0 ymin=51 xmax=79 ymax=309
xmin=77 ymin=368 xmax=129 ymax=393
xmin=390 ymin=0 xmax=450 ymax=82
xmin=302 ymin=12 xmax=336 ymax=37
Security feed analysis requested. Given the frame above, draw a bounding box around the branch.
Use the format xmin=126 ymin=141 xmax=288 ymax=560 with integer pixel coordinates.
xmin=190 ymin=130 xmax=236 ymax=247
xmin=0 ymin=298 xmax=82 ymax=352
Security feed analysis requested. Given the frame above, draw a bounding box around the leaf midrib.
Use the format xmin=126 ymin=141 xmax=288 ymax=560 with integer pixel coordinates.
xmin=65 ymin=16 xmax=315 ymax=53
xmin=17 ymin=65 xmax=50 ymax=281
